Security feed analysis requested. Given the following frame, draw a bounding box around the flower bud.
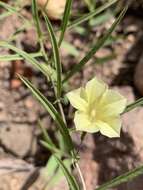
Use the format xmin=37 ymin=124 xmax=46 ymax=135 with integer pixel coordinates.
xmin=37 ymin=0 xmax=66 ymax=20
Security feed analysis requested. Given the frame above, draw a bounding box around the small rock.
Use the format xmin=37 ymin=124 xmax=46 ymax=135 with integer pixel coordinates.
xmin=115 ymin=86 xmax=143 ymax=159
xmin=25 ymin=97 xmax=35 ymax=108
xmin=11 ymin=79 xmax=22 ymax=89
xmin=123 ymin=108 xmax=143 ymax=160
xmin=0 ymin=124 xmax=36 ymax=157
xmin=0 ymin=158 xmax=44 ymax=190
xmin=0 ymin=156 xmax=68 ymax=190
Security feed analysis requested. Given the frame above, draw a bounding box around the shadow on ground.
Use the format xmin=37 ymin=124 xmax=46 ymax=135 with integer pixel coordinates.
xmin=93 ymin=131 xmax=142 ymax=190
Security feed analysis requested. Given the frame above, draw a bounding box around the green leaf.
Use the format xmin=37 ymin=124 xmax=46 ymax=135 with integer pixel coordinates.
xmin=63 ymin=6 xmax=128 ymax=82
xmin=40 ymin=63 xmax=57 ymax=81
xmin=40 ymin=140 xmax=65 ymax=155
xmin=103 ymin=35 xmax=123 ymax=47
xmin=68 ymin=0 xmax=118 ymax=30
xmin=41 ymin=140 xmax=73 ymax=158
xmin=0 ymin=11 xmax=13 ymax=20
xmin=39 ymin=121 xmax=67 ymax=156
xmin=44 ymin=14 xmax=62 ymax=98
xmin=32 ymin=0 xmax=42 ymax=38
xmin=38 ymin=120 xmax=54 ymax=146
xmin=96 ymin=165 xmax=143 ymax=190
xmin=123 ymin=97 xmax=143 ymax=114
xmin=32 ymin=0 xmax=48 ymax=61
xmin=0 ymin=1 xmax=18 ymax=14
xmin=0 ymin=1 xmax=29 ymax=23
xmin=0 ymin=41 xmax=49 ymax=76
xmin=56 ymin=131 xmax=68 ymax=152
xmin=54 ymin=155 xmax=80 ymax=190
xmin=19 ymin=76 xmax=74 ymax=153
xmin=58 ymin=0 xmax=73 ymax=46
xmin=0 ymin=52 xmax=42 ymax=61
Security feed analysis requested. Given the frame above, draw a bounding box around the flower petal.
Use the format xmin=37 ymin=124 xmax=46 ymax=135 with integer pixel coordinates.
xmin=85 ymin=77 xmax=107 ymax=104
xmin=100 ymin=90 xmax=127 ymax=116
xmin=96 ymin=118 xmax=121 ymax=138
xmin=66 ymin=88 xmax=87 ymax=111
xmin=74 ymin=111 xmax=99 ymax=133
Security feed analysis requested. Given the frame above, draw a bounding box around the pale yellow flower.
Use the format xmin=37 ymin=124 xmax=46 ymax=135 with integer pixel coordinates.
xmin=67 ymin=77 xmax=127 ymax=138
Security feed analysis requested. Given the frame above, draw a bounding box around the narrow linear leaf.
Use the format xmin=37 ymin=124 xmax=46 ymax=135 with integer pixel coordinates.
xmin=41 ymin=140 xmax=66 ymax=156
xmin=38 ymin=120 xmax=55 ymax=146
xmin=39 ymin=120 xmax=65 ymax=156
xmin=103 ymin=34 xmax=123 ymax=47
xmin=54 ymin=155 xmax=80 ymax=190
xmin=123 ymin=97 xmax=143 ymax=114
xmin=0 ymin=1 xmax=18 ymax=14
xmin=32 ymin=0 xmax=42 ymax=38
xmin=0 ymin=11 xmax=13 ymax=20
xmin=39 ymin=121 xmax=72 ymax=157
xmin=44 ymin=14 xmax=62 ymax=98
xmin=68 ymin=0 xmax=118 ymax=30
xmin=63 ymin=6 xmax=128 ymax=82
xmin=58 ymin=0 xmax=73 ymax=46
xmin=41 ymin=140 xmax=62 ymax=154
xmin=0 ymin=52 xmax=42 ymax=61
xmin=40 ymin=64 xmax=57 ymax=81
xmin=19 ymin=76 xmax=74 ymax=152
xmin=0 ymin=41 xmax=49 ymax=76
xmin=32 ymin=0 xmax=48 ymax=61
xmin=96 ymin=165 xmax=143 ymax=190
xmin=0 ymin=1 xmax=29 ymax=23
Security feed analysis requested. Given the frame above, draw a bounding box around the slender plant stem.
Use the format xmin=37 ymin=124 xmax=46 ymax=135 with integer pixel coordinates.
xmin=55 ymin=95 xmax=87 ymax=190
xmin=58 ymin=100 xmax=67 ymax=125
xmin=75 ymin=162 xmax=87 ymax=190
xmin=51 ymin=80 xmax=65 ymax=123
xmin=50 ymin=53 xmax=86 ymax=189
